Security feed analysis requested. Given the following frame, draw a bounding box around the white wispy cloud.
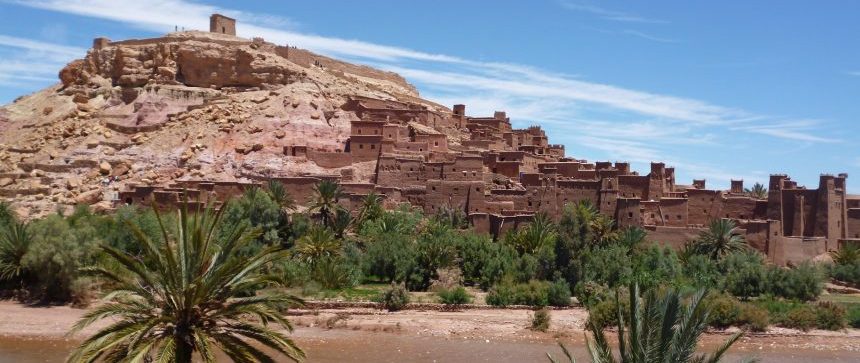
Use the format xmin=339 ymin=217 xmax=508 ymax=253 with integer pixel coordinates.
xmin=621 ymin=30 xmax=678 ymax=43
xmin=0 ymin=34 xmax=87 ymax=88
xmin=2 ymin=0 xmax=842 ymax=185
xmin=557 ymin=1 xmax=667 ymax=24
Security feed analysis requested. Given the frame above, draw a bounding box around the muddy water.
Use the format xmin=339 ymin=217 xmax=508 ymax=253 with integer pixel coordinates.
xmin=1 ymin=329 xmax=858 ymax=362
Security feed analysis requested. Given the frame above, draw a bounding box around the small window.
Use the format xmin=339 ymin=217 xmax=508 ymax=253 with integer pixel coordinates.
xmin=434 ymin=141 xmax=439 ymax=146
xmin=677 ymin=215 xmax=682 ymax=220
xmin=370 ymin=144 xmax=376 ymax=149
xmin=359 ymin=144 xmax=364 ymax=149
xmin=628 ymin=212 xmax=633 ymax=218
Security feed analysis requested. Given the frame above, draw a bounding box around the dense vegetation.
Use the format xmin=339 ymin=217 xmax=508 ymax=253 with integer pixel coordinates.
xmin=0 ymin=180 xmax=858 ymax=332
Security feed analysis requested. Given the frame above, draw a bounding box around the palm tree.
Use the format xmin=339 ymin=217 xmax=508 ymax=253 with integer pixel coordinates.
xmin=589 ymin=215 xmax=618 ymax=247
xmin=266 ymin=180 xmax=296 ymax=212
xmin=310 ymin=180 xmax=345 ymax=228
xmin=331 ymin=209 xmax=353 ymax=239
xmin=356 ymin=192 xmax=384 ymax=226
xmin=693 ymin=219 xmax=748 ymax=260
xmin=67 ymin=205 xmax=304 ymax=363
xmin=0 ymin=221 xmax=31 ymax=287
xmin=293 ymin=226 xmax=341 ymax=267
xmin=616 ymin=227 xmax=647 ymax=252
xmin=510 ymin=213 xmax=557 ymax=254
xmin=548 ymin=284 xmax=749 ymax=363
xmin=0 ymin=201 xmax=15 ymax=227
xmin=744 ymin=183 xmax=768 ymax=200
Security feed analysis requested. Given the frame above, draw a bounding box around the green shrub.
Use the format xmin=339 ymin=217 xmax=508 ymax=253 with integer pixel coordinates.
xmin=783 ymin=305 xmax=818 ymax=331
xmin=547 ymin=278 xmax=572 ymax=307
xmin=573 ymin=281 xmax=610 ymax=308
xmin=380 ymin=284 xmax=410 ymax=311
xmin=721 ymin=251 xmax=766 ymax=299
xmin=437 ymin=286 xmax=473 ymax=305
xmin=738 ymin=303 xmax=769 ymax=332
xmin=587 ymin=298 xmax=618 ymax=328
xmin=764 ymin=263 xmax=824 ymax=301
xmin=828 ymin=261 xmax=860 ymax=286
xmin=485 ymin=280 xmax=514 ymax=306
xmin=815 ymin=301 xmax=847 ymax=331
xmin=486 ymin=280 xmax=549 ymax=307
xmin=706 ymin=293 xmax=741 ymax=329
xmin=846 ymin=305 xmax=860 ymax=328
xmin=530 ymin=308 xmax=551 ymax=332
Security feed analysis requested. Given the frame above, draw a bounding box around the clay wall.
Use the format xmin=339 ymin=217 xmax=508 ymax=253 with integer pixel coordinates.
xmin=716 ymin=196 xmax=759 ymax=220
xmin=769 ymin=236 xmax=827 ymax=266
xmin=556 ymin=180 xmax=600 ymax=210
xmin=687 ymin=189 xmax=722 ymax=226
xmin=737 ymin=219 xmax=779 ymax=254
xmin=210 ymin=14 xmax=236 ymax=36
xmin=393 ymin=141 xmax=429 ymax=154
xmin=618 ymin=174 xmax=650 ymax=199
xmin=847 ymin=208 xmax=860 ymax=239
xmin=414 ymin=134 xmax=448 ymax=152
xmin=615 ymin=197 xmax=641 ymax=228
xmin=494 ymin=161 xmax=521 ymax=179
xmin=425 ymin=180 xmax=486 ymax=214
xmin=350 ymin=120 xmax=384 ymax=136
xmin=376 ymin=156 xmax=425 ymax=188
xmin=658 ymin=197 xmax=688 ymax=227
xmin=348 ymin=135 xmax=382 ymax=160
xmin=644 ymin=225 xmax=704 ymax=250
xmin=307 ymin=150 xmax=354 ymax=168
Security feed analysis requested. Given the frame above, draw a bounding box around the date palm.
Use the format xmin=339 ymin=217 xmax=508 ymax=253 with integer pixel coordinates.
xmin=266 ymin=180 xmax=296 ymax=212
xmin=310 ymin=180 xmax=345 ymax=228
xmin=693 ymin=219 xmax=748 ymax=261
xmin=67 ymin=204 xmax=304 ymax=363
xmin=744 ymin=183 xmax=767 ymax=200
xmin=0 ymin=221 xmax=31 ymax=286
xmin=357 ymin=192 xmax=384 ymax=226
xmin=549 ymin=284 xmax=750 ymax=363
xmin=830 ymin=244 xmax=860 ymax=265
xmin=293 ymin=226 xmax=341 ymax=267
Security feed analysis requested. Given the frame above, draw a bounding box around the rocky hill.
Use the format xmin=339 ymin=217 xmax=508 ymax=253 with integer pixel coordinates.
xmin=0 ymin=30 xmax=462 ymax=218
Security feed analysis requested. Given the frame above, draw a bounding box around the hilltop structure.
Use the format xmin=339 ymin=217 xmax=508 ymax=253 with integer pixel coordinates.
xmin=0 ymin=16 xmax=856 ymax=266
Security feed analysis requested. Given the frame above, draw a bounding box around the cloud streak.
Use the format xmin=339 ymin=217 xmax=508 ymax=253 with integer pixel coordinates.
xmin=557 ymin=1 xmax=667 ymax=24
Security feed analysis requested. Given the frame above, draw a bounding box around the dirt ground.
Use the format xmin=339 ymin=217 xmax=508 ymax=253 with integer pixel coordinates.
xmin=2 ymin=300 xmax=858 ymax=348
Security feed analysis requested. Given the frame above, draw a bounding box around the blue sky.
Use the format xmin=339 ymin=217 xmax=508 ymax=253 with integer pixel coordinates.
xmin=1 ymin=0 xmax=858 ymax=191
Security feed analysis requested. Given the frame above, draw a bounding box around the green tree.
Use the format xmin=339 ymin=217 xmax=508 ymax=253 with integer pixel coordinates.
xmin=266 ymin=180 xmax=296 ymax=212
xmin=67 ymin=205 xmax=304 ymax=363
xmin=220 ymin=187 xmax=282 ymax=251
xmin=693 ymin=219 xmax=748 ymax=260
xmin=745 ymin=182 xmax=768 ymax=200
xmin=507 ymin=213 xmax=557 ymax=255
xmin=549 ymin=284 xmax=749 ymax=363
xmin=309 ymin=180 xmax=345 ymax=228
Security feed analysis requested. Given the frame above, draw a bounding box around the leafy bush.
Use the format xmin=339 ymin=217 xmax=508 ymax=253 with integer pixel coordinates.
xmin=486 ymin=280 xmax=550 ymax=307
xmin=815 ymin=301 xmax=847 ymax=331
xmin=547 ymin=278 xmax=572 ymax=307
xmin=738 ymin=303 xmax=769 ymax=332
xmin=455 ymin=232 xmax=518 ymax=290
xmin=783 ymin=305 xmax=818 ymax=331
xmin=380 ymin=284 xmax=410 ymax=311
xmin=530 ymin=308 xmax=551 ymax=332
xmin=828 ymin=261 xmax=860 ymax=286
xmin=437 ymin=286 xmax=473 ymax=305
xmin=764 ymin=263 xmax=824 ymax=301
xmin=587 ymin=298 xmax=619 ymax=328
xmin=846 ymin=305 xmax=860 ymax=328
xmin=706 ymin=293 xmax=741 ymax=329
xmin=721 ymin=251 xmax=766 ymax=299
xmin=23 ymin=210 xmax=102 ymax=303
xmin=573 ymin=281 xmax=610 ymax=308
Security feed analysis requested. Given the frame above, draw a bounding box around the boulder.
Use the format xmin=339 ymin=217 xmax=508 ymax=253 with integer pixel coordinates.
xmin=99 ymin=161 xmax=112 ymax=174
xmin=0 ymin=177 xmax=12 ymax=187
xmin=75 ymin=189 xmax=102 ymax=204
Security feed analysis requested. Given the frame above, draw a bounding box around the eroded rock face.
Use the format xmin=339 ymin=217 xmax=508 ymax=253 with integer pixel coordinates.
xmin=61 ymin=36 xmax=300 ymax=90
